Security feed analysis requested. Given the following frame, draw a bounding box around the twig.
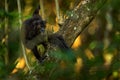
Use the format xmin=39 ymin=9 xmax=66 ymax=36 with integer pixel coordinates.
xmin=17 ymin=0 xmax=31 ymax=70
xmin=55 ymin=0 xmax=60 ymax=21
xmin=4 ymin=0 xmax=9 ymax=65
xmin=40 ymin=0 xmax=45 ymax=20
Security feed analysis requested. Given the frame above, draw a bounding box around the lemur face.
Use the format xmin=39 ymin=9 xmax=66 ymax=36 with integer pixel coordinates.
xmin=31 ymin=16 xmax=46 ymax=34
xmin=24 ymin=15 xmax=46 ymax=40
xmin=23 ymin=5 xmax=46 ymax=40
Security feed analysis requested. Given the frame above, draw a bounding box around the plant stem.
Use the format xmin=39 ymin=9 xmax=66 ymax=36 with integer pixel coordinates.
xmin=4 ymin=0 xmax=9 ymax=65
xmin=17 ymin=0 xmax=31 ymax=70
xmin=40 ymin=0 xmax=45 ymax=20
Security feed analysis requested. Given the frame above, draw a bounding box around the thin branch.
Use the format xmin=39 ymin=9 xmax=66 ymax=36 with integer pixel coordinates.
xmin=40 ymin=0 xmax=45 ymax=20
xmin=22 ymin=0 xmax=107 ymax=53
xmin=4 ymin=0 xmax=9 ymax=65
xmin=17 ymin=0 xmax=31 ymax=70
xmin=55 ymin=0 xmax=60 ymax=21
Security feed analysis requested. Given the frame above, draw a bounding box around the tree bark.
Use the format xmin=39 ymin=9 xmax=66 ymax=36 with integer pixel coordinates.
xmin=58 ymin=0 xmax=106 ymax=47
xmin=22 ymin=0 xmax=107 ymax=52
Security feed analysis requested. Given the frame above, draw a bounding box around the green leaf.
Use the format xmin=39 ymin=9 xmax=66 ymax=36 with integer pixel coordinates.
xmin=89 ymin=41 xmax=97 ymax=50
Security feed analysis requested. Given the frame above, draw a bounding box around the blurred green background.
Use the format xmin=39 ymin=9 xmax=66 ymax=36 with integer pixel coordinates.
xmin=0 ymin=0 xmax=120 ymax=80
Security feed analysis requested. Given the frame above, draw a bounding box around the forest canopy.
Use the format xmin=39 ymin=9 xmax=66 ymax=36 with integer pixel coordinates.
xmin=0 ymin=0 xmax=120 ymax=80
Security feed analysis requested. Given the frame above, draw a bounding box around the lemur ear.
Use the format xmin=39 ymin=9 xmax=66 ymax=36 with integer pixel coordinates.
xmin=33 ymin=5 xmax=40 ymax=16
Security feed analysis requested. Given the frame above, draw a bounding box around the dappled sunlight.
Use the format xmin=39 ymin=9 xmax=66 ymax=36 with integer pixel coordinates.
xmin=113 ymin=71 xmax=119 ymax=78
xmin=46 ymin=23 xmax=60 ymax=33
xmin=103 ymin=53 xmax=113 ymax=66
xmin=75 ymin=57 xmax=83 ymax=73
xmin=72 ymin=36 xmax=82 ymax=49
xmin=2 ymin=35 xmax=8 ymax=44
xmin=53 ymin=24 xmax=60 ymax=32
xmin=23 ymin=6 xmax=33 ymax=17
xmin=26 ymin=48 xmax=31 ymax=53
xmin=23 ymin=0 xmax=33 ymax=17
xmin=0 ymin=0 xmax=120 ymax=79
xmin=85 ymin=48 xmax=94 ymax=60
xmin=26 ymin=48 xmax=36 ymax=64
xmin=103 ymin=49 xmax=117 ymax=67
xmin=12 ymin=57 xmax=25 ymax=74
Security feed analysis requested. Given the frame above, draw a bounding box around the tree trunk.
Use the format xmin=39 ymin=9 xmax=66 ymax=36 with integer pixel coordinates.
xmin=58 ymin=0 xmax=106 ymax=47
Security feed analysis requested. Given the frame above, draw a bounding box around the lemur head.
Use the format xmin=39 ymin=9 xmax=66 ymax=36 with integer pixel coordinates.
xmin=23 ymin=5 xmax=46 ymax=40
xmin=31 ymin=5 xmax=46 ymax=34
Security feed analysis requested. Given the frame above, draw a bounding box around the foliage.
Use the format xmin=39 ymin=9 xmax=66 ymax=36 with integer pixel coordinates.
xmin=0 ymin=0 xmax=120 ymax=80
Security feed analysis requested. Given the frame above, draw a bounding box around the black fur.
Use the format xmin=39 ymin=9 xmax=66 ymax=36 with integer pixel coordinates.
xmin=21 ymin=6 xmax=76 ymax=63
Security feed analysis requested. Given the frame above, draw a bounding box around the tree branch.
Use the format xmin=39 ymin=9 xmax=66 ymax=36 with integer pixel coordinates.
xmin=21 ymin=0 xmax=106 ymax=51
xmin=58 ymin=0 xmax=106 ymax=47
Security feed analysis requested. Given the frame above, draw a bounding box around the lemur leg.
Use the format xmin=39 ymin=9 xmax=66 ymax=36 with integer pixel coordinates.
xmin=32 ymin=46 xmax=46 ymax=63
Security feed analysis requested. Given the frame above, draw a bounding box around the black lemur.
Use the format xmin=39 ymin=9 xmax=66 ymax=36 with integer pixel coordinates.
xmin=21 ymin=6 xmax=76 ymax=63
